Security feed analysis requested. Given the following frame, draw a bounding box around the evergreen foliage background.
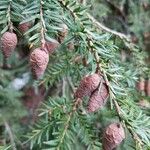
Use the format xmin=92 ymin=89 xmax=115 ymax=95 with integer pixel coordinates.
xmin=0 ymin=0 xmax=150 ymax=150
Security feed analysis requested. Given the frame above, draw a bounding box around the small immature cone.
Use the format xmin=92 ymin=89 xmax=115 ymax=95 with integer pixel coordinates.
xmin=74 ymin=73 xmax=101 ymax=99
xmin=19 ymin=22 xmax=31 ymax=33
xmin=87 ymin=81 xmax=109 ymax=112
xmin=142 ymin=2 xmax=150 ymax=11
xmin=82 ymin=57 xmax=88 ymax=67
xmin=30 ymin=48 xmax=49 ymax=79
xmin=1 ymin=32 xmax=17 ymax=58
xmin=67 ymin=41 xmax=74 ymax=51
xmin=131 ymin=35 xmax=138 ymax=44
xmin=102 ymin=123 xmax=125 ymax=150
xmin=136 ymin=78 xmax=145 ymax=92
xmin=44 ymin=39 xmax=59 ymax=54
xmin=143 ymin=32 xmax=150 ymax=40
xmin=146 ymin=79 xmax=150 ymax=96
xmin=58 ymin=24 xmax=68 ymax=43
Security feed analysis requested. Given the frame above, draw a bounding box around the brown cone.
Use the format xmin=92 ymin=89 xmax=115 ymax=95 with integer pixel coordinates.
xmin=136 ymin=78 xmax=145 ymax=92
xmin=67 ymin=42 xmax=74 ymax=51
xmin=142 ymin=2 xmax=150 ymax=10
xmin=102 ymin=123 xmax=125 ymax=150
xmin=74 ymin=73 xmax=101 ymax=99
xmin=30 ymin=48 xmax=49 ymax=79
xmin=87 ymin=81 xmax=109 ymax=112
xmin=1 ymin=32 xmax=17 ymax=58
xmin=19 ymin=22 xmax=31 ymax=33
xmin=146 ymin=79 xmax=150 ymax=96
xmin=143 ymin=32 xmax=150 ymax=40
xmin=131 ymin=35 xmax=138 ymax=43
xmin=44 ymin=39 xmax=59 ymax=54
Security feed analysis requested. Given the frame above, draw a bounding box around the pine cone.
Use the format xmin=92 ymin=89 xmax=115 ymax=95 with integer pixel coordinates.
xmin=87 ymin=81 xmax=109 ymax=112
xmin=58 ymin=24 xmax=68 ymax=43
xmin=19 ymin=22 xmax=31 ymax=33
xmin=142 ymin=2 xmax=150 ymax=11
xmin=146 ymin=79 xmax=150 ymax=96
xmin=102 ymin=123 xmax=125 ymax=150
xmin=131 ymin=35 xmax=138 ymax=43
xmin=136 ymin=78 xmax=145 ymax=92
xmin=143 ymin=32 xmax=150 ymax=40
xmin=74 ymin=73 xmax=101 ymax=99
xmin=1 ymin=32 xmax=17 ymax=58
xmin=44 ymin=39 xmax=59 ymax=54
xmin=30 ymin=48 xmax=49 ymax=79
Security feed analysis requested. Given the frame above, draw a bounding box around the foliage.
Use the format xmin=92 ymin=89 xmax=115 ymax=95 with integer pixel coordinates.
xmin=0 ymin=0 xmax=149 ymax=150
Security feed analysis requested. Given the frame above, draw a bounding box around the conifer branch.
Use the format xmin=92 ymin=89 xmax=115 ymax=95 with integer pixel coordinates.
xmin=112 ymin=99 xmax=143 ymax=149
xmin=59 ymin=0 xmax=77 ymax=22
xmin=87 ymin=13 xmax=130 ymax=41
xmin=101 ymin=70 xmax=144 ymax=149
xmin=57 ymin=2 xmax=148 ymax=149
xmin=0 ymin=1 xmax=147 ymax=149
xmin=40 ymin=0 xmax=46 ymax=48
xmin=2 ymin=0 xmax=14 ymax=69
xmin=87 ymin=38 xmax=102 ymax=73
xmin=86 ymin=25 xmax=144 ymax=148
xmin=66 ymin=76 xmax=75 ymax=93
xmin=4 ymin=121 xmax=17 ymax=150
xmin=91 ymin=60 xmax=144 ymax=148
xmin=56 ymin=98 xmax=81 ymax=149
xmin=7 ymin=0 xmax=13 ymax=32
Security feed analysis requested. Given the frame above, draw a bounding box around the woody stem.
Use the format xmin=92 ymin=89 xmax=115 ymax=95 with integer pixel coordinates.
xmin=7 ymin=0 xmax=13 ymax=32
xmin=40 ymin=0 xmax=46 ymax=48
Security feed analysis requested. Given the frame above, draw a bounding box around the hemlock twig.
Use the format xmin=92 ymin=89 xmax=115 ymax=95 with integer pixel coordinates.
xmin=66 ymin=76 xmax=75 ymax=93
xmin=4 ymin=121 xmax=17 ymax=150
xmin=58 ymin=1 xmax=143 ymax=148
xmin=87 ymin=13 xmax=130 ymax=41
xmin=7 ymin=0 xmax=13 ymax=32
xmin=40 ymin=0 xmax=46 ymax=48
xmin=62 ymin=77 xmax=67 ymax=97
xmin=56 ymin=98 xmax=81 ymax=150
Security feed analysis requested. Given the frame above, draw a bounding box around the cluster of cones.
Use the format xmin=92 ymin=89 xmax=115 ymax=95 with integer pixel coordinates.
xmin=0 ymin=22 xmax=68 ymax=79
xmin=75 ymin=74 xmax=125 ymax=149
xmin=30 ymin=23 xmax=68 ymax=79
xmin=2 ymin=21 xmax=145 ymax=150
xmin=29 ymin=39 xmax=59 ymax=79
xmin=74 ymin=73 xmax=109 ymax=112
xmin=0 ymin=22 xmax=33 ymax=67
